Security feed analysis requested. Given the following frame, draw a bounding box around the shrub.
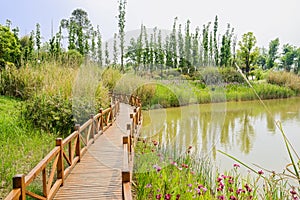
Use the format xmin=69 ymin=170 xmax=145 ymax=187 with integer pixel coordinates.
xmin=22 ymin=94 xmax=74 ymax=136
xmin=219 ymin=67 xmax=245 ymax=83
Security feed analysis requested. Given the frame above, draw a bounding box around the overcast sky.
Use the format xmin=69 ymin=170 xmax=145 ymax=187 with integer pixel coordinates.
xmin=1 ymin=0 xmax=299 ymax=48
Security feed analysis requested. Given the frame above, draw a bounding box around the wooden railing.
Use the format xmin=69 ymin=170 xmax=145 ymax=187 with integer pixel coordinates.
xmin=122 ymin=101 xmax=143 ymax=200
xmin=4 ymin=100 xmax=120 ymax=200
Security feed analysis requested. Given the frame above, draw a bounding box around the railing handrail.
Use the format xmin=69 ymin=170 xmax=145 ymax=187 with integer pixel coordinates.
xmin=4 ymin=99 xmax=121 ymax=200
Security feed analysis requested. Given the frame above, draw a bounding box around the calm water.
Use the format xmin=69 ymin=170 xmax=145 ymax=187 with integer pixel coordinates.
xmin=141 ymin=97 xmax=300 ymax=173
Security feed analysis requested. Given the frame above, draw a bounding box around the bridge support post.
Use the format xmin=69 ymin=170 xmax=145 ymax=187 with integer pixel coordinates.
xmin=90 ymin=114 xmax=95 ymax=143
xmin=56 ymin=138 xmax=64 ymax=186
xmin=75 ymin=124 xmax=81 ymax=162
xmin=13 ymin=174 xmax=25 ymax=200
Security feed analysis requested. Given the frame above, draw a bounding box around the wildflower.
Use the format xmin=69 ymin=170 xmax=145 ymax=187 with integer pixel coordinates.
xmin=188 ymin=145 xmax=193 ymax=149
xmin=217 ymin=177 xmax=223 ymax=182
xmin=156 ymin=194 xmax=162 ymax=199
xmin=195 ymin=188 xmax=201 ymax=194
xmin=228 ymin=179 xmax=234 ymax=184
xmin=171 ymin=161 xmax=177 ymax=166
xmin=165 ymin=194 xmax=171 ymax=200
xmin=153 ymin=164 xmax=162 ymax=172
xmin=236 ymin=188 xmax=245 ymax=195
xmin=290 ymin=189 xmax=297 ymax=195
xmin=152 ymin=140 xmax=158 ymax=146
xmin=230 ymin=195 xmax=237 ymax=200
xmin=228 ymin=187 xmax=234 ymax=192
xmin=233 ymin=163 xmax=240 ymax=168
xmin=244 ymin=184 xmax=252 ymax=192
xmin=258 ymin=170 xmax=264 ymax=175
xmin=187 ymin=183 xmax=193 ymax=187
xmin=201 ymin=187 xmax=207 ymax=193
xmin=145 ymin=183 xmax=152 ymax=188
xmin=176 ymin=194 xmax=180 ymax=200
xmin=217 ymin=195 xmax=225 ymax=200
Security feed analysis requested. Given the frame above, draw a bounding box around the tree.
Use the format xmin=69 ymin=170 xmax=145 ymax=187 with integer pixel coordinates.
xmin=118 ymin=0 xmax=127 ymax=73
xmin=280 ymin=44 xmax=296 ymax=72
xmin=104 ymin=42 xmax=110 ymax=66
xmin=202 ymin=22 xmax=211 ymax=66
xmin=0 ymin=25 xmax=21 ymax=67
xmin=178 ymin=24 xmax=185 ymax=68
xmin=220 ymin=24 xmax=234 ymax=67
xmin=113 ymin=33 xmax=118 ymax=68
xmin=213 ymin=16 xmax=219 ymax=66
xmin=170 ymin=17 xmax=178 ymax=68
xmin=90 ymin=29 xmax=97 ymax=61
xmin=257 ymin=47 xmax=267 ymax=69
xmin=237 ymin=32 xmax=259 ymax=76
xmin=266 ymin=38 xmax=280 ymax=69
xmin=192 ymin=27 xmax=200 ymax=68
xmin=36 ymin=23 xmax=41 ymax=57
xmin=96 ymin=26 xmax=103 ymax=66
xmin=184 ymin=20 xmax=192 ymax=69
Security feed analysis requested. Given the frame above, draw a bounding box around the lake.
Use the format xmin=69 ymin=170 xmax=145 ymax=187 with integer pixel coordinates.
xmin=141 ymin=97 xmax=300 ymax=174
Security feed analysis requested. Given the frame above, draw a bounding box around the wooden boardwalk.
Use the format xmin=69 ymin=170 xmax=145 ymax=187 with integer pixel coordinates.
xmin=54 ymin=103 xmax=134 ymax=200
xmin=5 ymin=95 xmax=142 ymax=200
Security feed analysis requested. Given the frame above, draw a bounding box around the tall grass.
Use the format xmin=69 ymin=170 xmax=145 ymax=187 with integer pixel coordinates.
xmin=0 ymin=96 xmax=57 ymax=198
xmin=133 ymin=139 xmax=298 ymax=199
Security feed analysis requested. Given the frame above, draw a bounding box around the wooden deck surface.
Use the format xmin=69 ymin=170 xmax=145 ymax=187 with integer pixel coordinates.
xmin=54 ymin=103 xmax=133 ymax=200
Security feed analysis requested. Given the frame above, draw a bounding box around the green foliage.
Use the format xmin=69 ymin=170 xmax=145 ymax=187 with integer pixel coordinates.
xmin=0 ymin=65 xmax=43 ymax=99
xmin=266 ymin=38 xmax=280 ymax=69
xmin=22 ymin=93 xmax=74 ymax=135
xmin=0 ymin=25 xmax=21 ymax=67
xmin=63 ymin=50 xmax=84 ymax=67
xmin=0 ymin=96 xmax=57 ymax=198
xmin=237 ymin=32 xmax=259 ymax=76
xmin=219 ymin=67 xmax=245 ymax=84
xmin=102 ymin=68 xmax=122 ymax=91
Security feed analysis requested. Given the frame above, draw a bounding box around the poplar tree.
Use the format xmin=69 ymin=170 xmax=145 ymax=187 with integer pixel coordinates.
xmin=192 ymin=27 xmax=200 ymax=68
xmin=36 ymin=23 xmax=41 ymax=57
xmin=213 ymin=16 xmax=219 ymax=66
xmin=157 ymin=30 xmax=164 ymax=76
xmin=105 ymin=42 xmax=110 ymax=66
xmin=202 ymin=22 xmax=210 ymax=66
xmin=266 ymin=38 xmax=280 ymax=69
xmin=96 ymin=26 xmax=103 ymax=66
xmin=118 ymin=0 xmax=126 ymax=72
xmin=184 ymin=20 xmax=192 ymax=68
xmin=178 ymin=24 xmax=185 ymax=68
xmin=91 ymin=29 xmax=97 ymax=61
xmin=113 ymin=33 xmax=118 ymax=68
xmin=220 ymin=24 xmax=234 ymax=67
xmin=170 ymin=17 xmax=178 ymax=68
xmin=209 ymin=32 xmax=213 ymax=66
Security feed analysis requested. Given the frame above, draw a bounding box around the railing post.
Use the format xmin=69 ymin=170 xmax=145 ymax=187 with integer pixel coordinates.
xmin=13 ymin=174 xmax=25 ymax=200
xmin=75 ymin=124 xmax=81 ymax=162
xmin=90 ymin=114 xmax=95 ymax=142
xmin=109 ymin=104 xmax=113 ymax=122
xmin=56 ymin=138 xmax=64 ymax=186
xmin=99 ymin=108 xmax=103 ymax=131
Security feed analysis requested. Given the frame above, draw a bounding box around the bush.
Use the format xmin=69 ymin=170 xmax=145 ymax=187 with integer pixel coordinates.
xmin=22 ymin=94 xmax=74 ymax=136
xmin=219 ymin=67 xmax=245 ymax=83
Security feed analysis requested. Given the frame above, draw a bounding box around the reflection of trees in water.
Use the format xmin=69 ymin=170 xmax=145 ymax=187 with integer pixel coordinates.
xmin=142 ymin=98 xmax=300 ymax=159
xmin=237 ymin=111 xmax=255 ymax=154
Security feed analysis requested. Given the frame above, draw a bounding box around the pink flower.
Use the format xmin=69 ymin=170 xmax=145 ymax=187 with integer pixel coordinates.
xmin=258 ymin=170 xmax=264 ymax=175
xmin=230 ymin=195 xmax=237 ymax=200
xmin=176 ymin=194 xmax=180 ymax=200
xmin=164 ymin=194 xmax=171 ymax=200
xmin=156 ymin=194 xmax=162 ymax=199
xmin=145 ymin=183 xmax=152 ymax=188
xmin=233 ymin=163 xmax=240 ymax=168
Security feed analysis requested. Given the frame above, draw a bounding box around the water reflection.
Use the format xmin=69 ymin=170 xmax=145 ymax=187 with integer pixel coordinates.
xmin=141 ymin=97 xmax=300 ymax=172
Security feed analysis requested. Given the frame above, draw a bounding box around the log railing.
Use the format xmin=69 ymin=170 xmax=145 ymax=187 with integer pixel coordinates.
xmin=122 ymin=100 xmax=143 ymax=200
xmin=4 ymin=100 xmax=120 ymax=200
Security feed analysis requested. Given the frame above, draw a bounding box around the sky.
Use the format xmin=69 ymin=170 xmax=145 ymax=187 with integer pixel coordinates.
xmin=1 ymin=0 xmax=300 ymax=48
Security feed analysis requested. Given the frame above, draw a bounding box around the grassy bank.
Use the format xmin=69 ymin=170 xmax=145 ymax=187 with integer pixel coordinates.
xmin=133 ymin=139 xmax=299 ymax=200
xmin=0 ymin=96 xmax=57 ymax=198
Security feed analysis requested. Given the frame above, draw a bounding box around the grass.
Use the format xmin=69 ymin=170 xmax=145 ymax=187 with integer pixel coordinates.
xmin=133 ymin=139 xmax=299 ymax=200
xmin=0 ymin=96 xmax=57 ymax=198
